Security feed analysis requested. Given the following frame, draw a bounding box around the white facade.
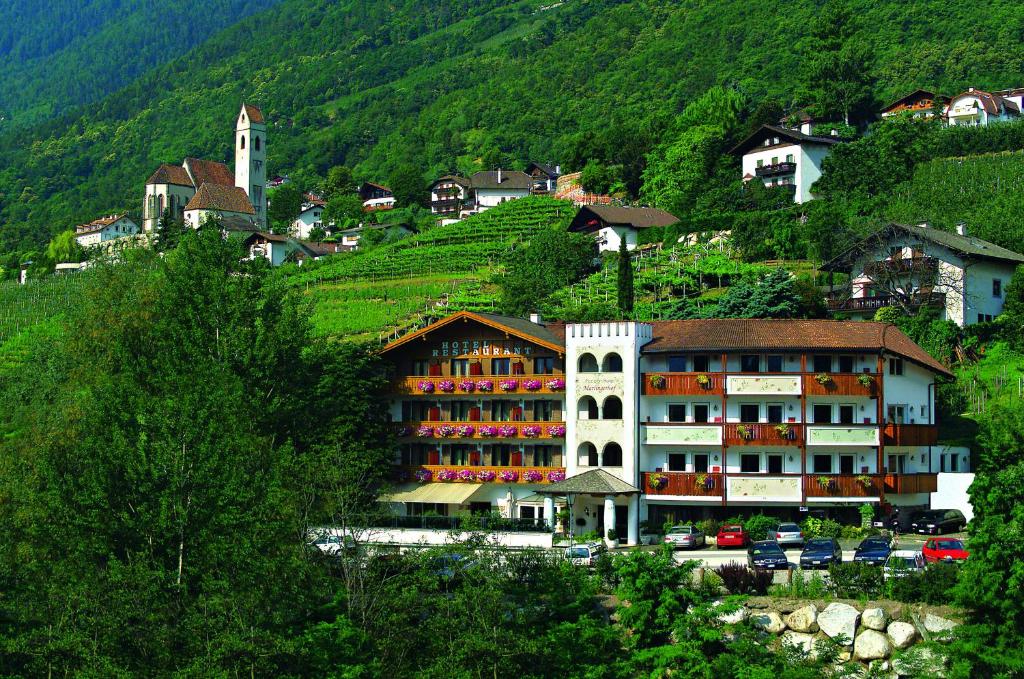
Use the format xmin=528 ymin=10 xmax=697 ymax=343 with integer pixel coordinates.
xmin=594 ymin=226 xmax=638 ymax=253
xmin=235 ymin=107 xmax=267 ymax=229
xmin=740 ymin=140 xmax=832 ymax=204
xmin=946 ymin=89 xmax=1020 ymax=127
xmin=142 ymin=183 xmax=195 ymax=232
xmin=183 ymin=207 xmax=254 ymax=230
xmin=292 ymin=203 xmax=324 ymax=239
xmin=474 ymin=187 xmax=530 ymax=210
xmin=75 ymin=216 xmax=140 ymax=247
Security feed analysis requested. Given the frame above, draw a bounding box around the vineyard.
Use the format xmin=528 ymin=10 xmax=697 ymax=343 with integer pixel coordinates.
xmin=283 ymin=197 xmax=574 ymax=286
xmin=0 ymin=275 xmax=86 ymax=373
xmin=887 ymin=151 xmax=1024 ymax=249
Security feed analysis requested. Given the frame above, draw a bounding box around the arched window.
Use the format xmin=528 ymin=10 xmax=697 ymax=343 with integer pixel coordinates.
xmin=577 ymin=396 xmax=598 ymax=420
xmin=254 ymin=136 xmax=261 ymax=151
xmin=240 ymin=135 xmax=246 ymax=150
xmin=602 ymin=396 xmax=622 ymax=420
xmin=602 ymin=352 xmax=623 ymax=373
xmin=578 ymin=443 xmax=598 ymax=467
xmin=602 ymin=443 xmax=623 ymax=467
xmin=157 ymin=194 xmax=164 ymax=215
xmin=578 ymin=353 xmax=598 ymax=372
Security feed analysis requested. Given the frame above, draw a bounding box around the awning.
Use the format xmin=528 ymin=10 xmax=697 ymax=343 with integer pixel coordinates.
xmin=382 ymin=483 xmax=484 ymax=505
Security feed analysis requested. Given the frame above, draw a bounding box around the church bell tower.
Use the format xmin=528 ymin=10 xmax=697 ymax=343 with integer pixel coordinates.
xmin=235 ymin=103 xmax=267 ymax=229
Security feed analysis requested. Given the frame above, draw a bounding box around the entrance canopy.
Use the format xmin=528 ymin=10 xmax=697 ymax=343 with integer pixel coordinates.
xmin=383 ymin=483 xmax=485 ymax=505
xmin=537 ymin=469 xmax=639 ymax=496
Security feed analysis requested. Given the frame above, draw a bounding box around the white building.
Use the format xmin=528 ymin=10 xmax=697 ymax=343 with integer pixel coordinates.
xmin=567 ymin=205 xmax=679 ymax=253
xmin=142 ymin=103 xmax=267 ymax=232
xmin=74 ymin=214 xmax=140 ymax=247
xmin=945 ymin=88 xmax=1020 ymax=127
xmin=292 ymin=195 xmax=326 ymax=239
xmin=732 ymin=124 xmax=842 ymax=204
xmin=468 ymin=170 xmax=532 ymax=211
xmin=823 ymin=222 xmax=1024 ymax=326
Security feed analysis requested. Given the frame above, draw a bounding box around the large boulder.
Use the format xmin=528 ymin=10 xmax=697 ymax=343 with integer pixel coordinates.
xmin=781 ymin=630 xmax=817 ymax=656
xmin=887 ymin=621 xmax=917 ymax=649
xmin=923 ymin=613 xmax=959 ymax=640
xmin=751 ymin=610 xmax=786 ymax=634
xmin=713 ymin=601 xmax=748 ymax=625
xmin=893 ymin=646 xmax=946 ymax=678
xmin=861 ymin=606 xmax=889 ymax=631
xmin=853 ymin=629 xmax=892 ymax=661
xmin=784 ymin=604 xmax=819 ymax=633
xmin=817 ymin=602 xmax=860 ymax=645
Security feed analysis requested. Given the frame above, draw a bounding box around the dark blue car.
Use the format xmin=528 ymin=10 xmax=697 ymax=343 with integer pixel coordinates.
xmin=799 ymin=538 xmax=842 ymax=569
xmin=853 ymin=536 xmax=891 ymax=566
xmin=747 ymin=540 xmax=790 ymax=570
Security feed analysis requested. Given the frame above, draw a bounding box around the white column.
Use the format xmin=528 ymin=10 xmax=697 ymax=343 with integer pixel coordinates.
xmin=626 ymin=495 xmax=639 ymax=546
xmin=603 ymin=495 xmax=616 ymax=546
xmin=544 ymin=496 xmax=555 ymax=529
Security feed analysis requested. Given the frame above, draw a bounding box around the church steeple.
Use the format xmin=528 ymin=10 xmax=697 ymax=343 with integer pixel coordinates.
xmin=235 ymin=103 xmax=267 ymax=229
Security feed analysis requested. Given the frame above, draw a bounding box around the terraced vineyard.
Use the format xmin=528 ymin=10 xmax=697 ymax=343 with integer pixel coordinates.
xmin=0 ymin=274 xmax=87 ymax=373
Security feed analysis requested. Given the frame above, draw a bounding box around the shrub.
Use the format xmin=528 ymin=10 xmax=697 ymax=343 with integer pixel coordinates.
xmin=696 ymin=518 xmax=721 ymax=537
xmin=801 ymin=517 xmax=842 ymax=539
xmin=839 ymin=525 xmax=868 ymax=540
xmin=715 ymin=563 xmax=774 ymax=595
xmin=887 ymin=562 xmax=959 ymax=604
xmin=742 ymin=514 xmax=777 ymax=541
xmin=828 ymin=562 xmax=884 ymax=599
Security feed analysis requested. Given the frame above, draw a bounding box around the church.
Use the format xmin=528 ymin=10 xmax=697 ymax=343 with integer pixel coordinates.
xmin=142 ymin=103 xmax=268 ymax=232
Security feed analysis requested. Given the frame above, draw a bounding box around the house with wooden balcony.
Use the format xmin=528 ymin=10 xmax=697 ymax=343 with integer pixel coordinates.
xmin=378 ymin=311 xmax=958 ymax=546
xmin=429 ymin=176 xmax=472 ymax=218
xmin=880 ymin=89 xmax=949 ymax=119
xmin=731 ymin=124 xmax=842 ymax=204
xmin=822 ymin=222 xmax=1024 ymax=326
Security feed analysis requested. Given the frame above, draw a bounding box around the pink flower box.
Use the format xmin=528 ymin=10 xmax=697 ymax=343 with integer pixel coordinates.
xmin=414 ymin=469 xmax=433 ymax=482
xmin=455 ymin=424 xmax=475 ymax=437
xmin=522 ymin=425 xmax=542 ymax=438
xmin=498 ymin=470 xmax=519 ymax=482
xmin=436 ymin=469 xmax=458 ymax=481
xmin=498 ymin=379 xmax=519 ymax=392
xmin=522 ymin=470 xmax=543 ymax=482
xmin=476 ymin=380 xmax=494 ymax=392
xmin=438 ymin=380 xmax=456 ymax=393
xmin=546 ymin=424 xmax=566 ymax=437
xmin=457 ymin=469 xmax=477 ymax=482
xmin=458 ymin=380 xmax=476 ymax=392
xmin=436 ymin=425 xmax=456 ymax=438
xmin=416 ymin=426 xmax=434 ymax=437
xmin=523 ymin=379 xmax=543 ymax=391
xmin=545 ymin=378 xmax=565 ymax=390
xmin=497 ymin=425 xmax=518 ymax=438
xmin=477 ymin=470 xmax=496 ymax=482
xmin=478 ymin=425 xmax=499 ymax=437
xmin=417 ymin=380 xmax=435 ymax=393
xmin=547 ymin=470 xmax=566 ymax=483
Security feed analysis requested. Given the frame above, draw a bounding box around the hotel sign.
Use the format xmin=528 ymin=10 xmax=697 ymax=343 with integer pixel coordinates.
xmin=645 ymin=425 xmax=721 ymax=446
xmin=432 ymin=340 xmax=534 ymax=358
xmin=727 ymin=375 xmax=802 ymax=395
xmin=728 ymin=476 xmax=801 ymax=502
xmin=806 ymin=426 xmax=879 ymax=446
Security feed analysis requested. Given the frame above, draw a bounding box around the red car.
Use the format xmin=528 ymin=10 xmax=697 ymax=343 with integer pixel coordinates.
xmin=716 ymin=524 xmax=750 ymax=548
xmin=922 ymin=538 xmax=969 ymax=563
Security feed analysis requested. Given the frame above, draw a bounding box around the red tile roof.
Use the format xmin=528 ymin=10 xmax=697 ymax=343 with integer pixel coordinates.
xmin=948 ymin=89 xmax=1020 ymax=115
xmin=242 ymin=103 xmax=265 ymax=124
xmin=184 ymin=183 xmax=255 ymax=214
xmin=146 ymin=163 xmax=193 ymax=186
xmin=184 ymin=158 xmax=235 ymax=188
xmin=76 ymin=214 xmax=133 ymax=234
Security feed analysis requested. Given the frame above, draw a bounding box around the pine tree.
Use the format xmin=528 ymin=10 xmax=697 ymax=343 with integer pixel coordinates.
xmin=617 ymin=238 xmax=634 ymax=315
xmin=154 ymin=207 xmax=188 ymax=252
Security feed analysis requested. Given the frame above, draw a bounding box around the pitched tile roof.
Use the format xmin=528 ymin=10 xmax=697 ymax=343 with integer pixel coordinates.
xmin=184 ymin=158 xmax=236 ymax=188
xmin=730 ymin=124 xmax=842 ymax=156
xmin=881 ymin=89 xmax=948 ymax=113
xmin=470 ymin=170 xmax=533 ymax=190
xmin=184 ymin=183 xmax=255 ymax=214
xmin=242 ymin=103 xmax=265 ymax=124
xmin=146 ymin=163 xmax=193 ymax=186
xmin=380 ymin=310 xmax=565 ymax=355
xmin=539 ymin=469 xmax=639 ymax=495
xmin=642 ymin=319 xmax=952 ymax=376
xmin=949 ymin=89 xmax=1020 ymax=115
xmin=823 ymin=223 xmax=1024 ymax=270
xmin=568 ymin=205 xmax=679 ymax=233
xmin=75 ymin=214 xmax=135 ymax=235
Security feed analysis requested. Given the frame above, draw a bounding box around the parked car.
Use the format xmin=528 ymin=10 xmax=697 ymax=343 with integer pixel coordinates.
xmin=922 ymin=537 xmax=970 ymax=563
xmin=747 ymin=540 xmax=790 ymax=570
xmin=799 ymin=538 xmax=842 ymax=569
xmin=910 ymin=509 xmax=966 ymax=535
xmin=883 ymin=549 xmax=927 ymax=578
xmin=853 ymin=536 xmax=892 ymax=566
xmin=309 ymin=533 xmax=354 ymax=557
xmin=664 ymin=525 xmax=706 ymax=549
xmin=564 ymin=542 xmax=605 ymax=567
xmin=771 ymin=522 xmax=805 ymax=549
xmin=716 ymin=524 xmax=750 ymax=548
xmin=432 ymin=553 xmax=477 ymax=584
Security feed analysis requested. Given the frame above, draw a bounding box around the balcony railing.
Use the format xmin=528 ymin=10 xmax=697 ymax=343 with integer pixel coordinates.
xmin=395 ymin=375 xmax=566 ymax=396
xmin=398 ymin=464 xmax=566 ymax=484
xmin=643 ymin=472 xmax=724 ymax=497
xmin=805 ymin=373 xmax=878 ymax=397
xmin=827 ymin=292 xmax=946 ymax=313
xmin=804 ymin=474 xmax=884 ymax=498
xmin=883 ymin=473 xmax=938 ymax=494
xmin=755 ymin=161 xmax=797 ymax=177
xmin=805 ymin=425 xmax=880 ymax=447
xmin=642 ymin=373 xmax=724 ymax=396
xmin=397 ymin=421 xmax=566 ymax=439
xmin=883 ymin=424 xmax=938 ymax=447
xmin=642 ymin=472 xmax=936 ymax=499
xmin=863 ymin=256 xmax=938 ymax=277
xmin=725 ymin=423 xmax=803 ymax=446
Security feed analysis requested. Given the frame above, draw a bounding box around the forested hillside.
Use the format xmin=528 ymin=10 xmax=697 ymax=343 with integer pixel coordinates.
xmin=2 ymin=0 xmax=1024 ymax=259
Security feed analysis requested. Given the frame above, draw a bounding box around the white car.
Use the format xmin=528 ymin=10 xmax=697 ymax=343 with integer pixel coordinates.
xmin=310 ymin=534 xmax=353 ymax=556
xmin=564 ymin=542 xmax=605 ymax=567
xmin=663 ymin=525 xmax=707 ymax=549
xmin=883 ymin=549 xmax=926 ymax=579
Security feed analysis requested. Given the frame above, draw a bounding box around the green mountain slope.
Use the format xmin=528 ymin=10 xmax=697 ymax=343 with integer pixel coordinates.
xmin=0 ymin=0 xmax=284 ymax=126
xmin=2 ymin=0 xmax=1024 ymax=256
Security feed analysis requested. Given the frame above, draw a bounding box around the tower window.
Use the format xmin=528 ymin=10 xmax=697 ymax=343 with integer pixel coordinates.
xmin=240 ymin=135 xmax=246 ymax=150
xmin=255 ymin=136 xmax=261 ymax=151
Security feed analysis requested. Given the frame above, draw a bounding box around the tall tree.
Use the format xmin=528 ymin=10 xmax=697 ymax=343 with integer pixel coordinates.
xmin=268 ymin=183 xmax=304 ymax=233
xmin=501 ymin=227 xmax=596 ymax=316
xmin=617 ymin=238 xmax=634 ymax=314
xmin=797 ymin=0 xmax=874 ymax=125
xmin=322 ymin=165 xmax=357 ymax=200
xmin=44 ymin=229 xmax=83 ymax=263
xmin=388 ymin=164 xmax=427 ymax=207
xmin=153 ymin=207 xmax=188 ymax=252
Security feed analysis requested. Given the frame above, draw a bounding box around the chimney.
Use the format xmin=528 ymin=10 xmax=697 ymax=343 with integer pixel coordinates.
xmin=529 ymin=312 xmax=542 ymax=324
xmin=555 ymin=165 xmax=561 ymax=174
xmin=956 ymin=222 xmax=968 ymax=236
xmin=497 ymin=168 xmax=503 ymax=184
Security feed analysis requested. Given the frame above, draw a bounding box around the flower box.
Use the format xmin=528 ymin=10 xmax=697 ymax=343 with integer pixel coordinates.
xmin=648 ymin=374 xmax=667 ymax=389
xmin=396 ymin=426 xmax=413 ymax=437
xmin=414 ymin=469 xmax=433 ymax=482
xmin=478 ymin=425 xmax=499 ymax=437
xmin=546 ymin=424 xmax=566 ymax=437
xmin=523 ymin=379 xmax=543 ymax=391
xmin=476 ymin=380 xmax=494 ymax=392
xmin=436 ymin=424 xmax=456 ymax=438
xmin=648 ymin=473 xmax=668 ymax=490
xmin=497 ymin=425 xmax=518 ymax=438
xmin=498 ymin=379 xmax=519 ymax=392
xmin=546 ymin=470 xmax=566 ymax=483
xmin=522 ymin=470 xmax=543 ymax=482
xmin=416 ymin=426 xmax=434 ymax=437
xmin=457 ymin=469 xmax=477 ymax=482
xmin=522 ymin=425 xmax=542 ymax=438
xmin=455 ymin=424 xmax=475 ymax=437
xmin=545 ymin=378 xmax=565 ymax=391
xmin=417 ymin=380 xmax=435 ymax=393
xmin=436 ymin=469 xmax=458 ymax=481
xmin=477 ymin=470 xmax=497 ymax=482
xmin=498 ymin=470 xmax=519 ymax=482
xmin=458 ymin=379 xmax=476 ymax=392
xmin=438 ymin=380 xmax=456 ymax=393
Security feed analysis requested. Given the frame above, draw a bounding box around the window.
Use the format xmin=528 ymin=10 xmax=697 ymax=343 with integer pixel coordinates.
xmin=740 ymin=404 xmax=760 ymax=423
xmin=813 ymin=404 xmax=832 ymax=423
xmin=693 ymin=454 xmax=709 ymax=473
xmin=578 ymin=353 xmax=598 ymax=372
xmin=887 ymin=454 xmax=906 ymax=474
xmin=812 ymin=355 xmax=832 ymax=373
xmin=978 ymin=313 xmax=995 ymax=323
xmin=887 ymin=404 xmax=906 ymax=424
xmin=766 ymin=355 xmax=784 ymax=373
xmin=668 ymin=453 xmax=686 ymax=471
xmin=785 ymin=153 xmax=795 ymax=163
xmin=740 ymin=454 xmax=761 ymax=473
xmin=692 ymin=355 xmax=712 ymax=372
xmin=240 ymin=135 xmax=246 ymax=149
xmin=450 ymin=401 xmax=475 ymax=421
xmin=767 ymin=454 xmax=783 ymax=474
xmin=740 ymin=355 xmax=760 ymax=372
xmin=840 ymin=455 xmax=855 ymax=474
xmin=766 ymin=403 xmax=784 ymax=424
xmin=602 ymin=353 xmax=623 ymax=372
xmin=756 ymin=159 xmax=764 ymax=167
xmin=888 ymin=358 xmax=904 ymax=376
xmin=492 ymin=358 xmax=510 ymax=375
xmin=602 ymin=396 xmax=623 ymax=419
xmin=771 ymin=156 xmax=779 ymax=165
xmin=578 ymin=396 xmax=599 ymax=420
xmin=602 ymin=443 xmax=623 ymax=467
xmin=532 ymin=445 xmax=555 ymax=467
xmin=813 ymin=455 xmax=833 ymax=473
xmin=534 ymin=400 xmax=554 ymax=421
xmin=253 ymin=185 xmax=262 ymax=201
xmin=451 ymin=359 xmax=470 ymax=376
xmin=668 ymin=404 xmax=686 ymax=422
xmin=838 ymin=355 xmax=855 ymax=373
xmin=411 ymin=360 xmax=429 ymax=376
xmin=838 ymin=404 xmax=855 ymax=424
xmin=254 ymin=159 xmax=263 ymax=172
xmin=993 ymin=279 xmax=1002 ymax=298
xmin=534 ymin=357 xmax=555 ymax=374
xmin=578 ymin=443 xmax=598 ymax=467
xmin=693 ymin=403 xmax=710 ymax=423
xmin=668 ymin=355 xmax=687 ymax=372
xmin=254 ymin=136 xmax=261 ymax=151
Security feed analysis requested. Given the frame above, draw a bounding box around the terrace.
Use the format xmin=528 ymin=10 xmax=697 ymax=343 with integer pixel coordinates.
xmin=642 ymin=472 xmax=937 ymax=499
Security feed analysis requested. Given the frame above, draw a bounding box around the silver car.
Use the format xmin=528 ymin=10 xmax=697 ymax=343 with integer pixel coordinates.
xmin=771 ymin=522 xmax=805 ymax=549
xmin=883 ymin=550 xmax=926 ymax=579
xmin=663 ymin=525 xmax=707 ymax=549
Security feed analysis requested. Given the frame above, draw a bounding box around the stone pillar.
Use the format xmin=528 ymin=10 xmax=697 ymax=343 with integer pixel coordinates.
xmin=603 ymin=495 xmax=616 ymax=546
xmin=544 ymin=496 xmax=555 ymax=529
xmin=626 ymin=495 xmax=639 ymax=546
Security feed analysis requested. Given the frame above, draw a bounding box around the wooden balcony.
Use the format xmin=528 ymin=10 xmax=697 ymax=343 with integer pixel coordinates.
xmin=642 ymin=372 xmax=724 ymax=396
xmin=395 ymin=375 xmax=566 ymax=396
xmin=398 ymin=465 xmax=566 ymax=484
xmin=804 ymin=474 xmax=884 ymax=498
xmin=754 ymin=161 xmax=797 ymax=177
xmin=397 ymin=421 xmax=566 ymax=439
xmin=643 ymin=472 xmax=724 ymax=497
xmin=863 ymin=256 xmax=937 ymax=277
xmin=883 ymin=424 xmax=938 ymax=446
xmin=724 ymin=423 xmax=802 ymax=446
xmin=883 ymin=473 xmax=938 ymax=494
xmin=805 ymin=373 xmax=879 ymax=397
xmin=827 ymin=292 xmax=946 ymax=313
